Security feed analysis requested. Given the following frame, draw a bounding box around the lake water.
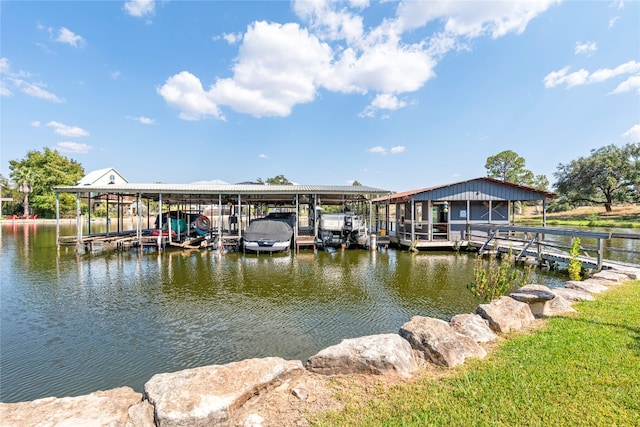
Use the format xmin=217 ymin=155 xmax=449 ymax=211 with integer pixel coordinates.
xmin=0 ymin=222 xmax=584 ymax=403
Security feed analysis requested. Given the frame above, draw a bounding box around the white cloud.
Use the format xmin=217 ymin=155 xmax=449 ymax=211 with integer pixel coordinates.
xmin=622 ymin=124 xmax=640 ymax=142
xmin=390 ymin=145 xmax=405 ymax=154
xmin=31 ymin=121 xmax=41 ymax=127
xmin=56 ymin=141 xmax=92 ymax=154
xmin=52 ymin=27 xmax=86 ymax=48
xmin=368 ymin=146 xmax=387 ymax=154
xmin=259 ymin=154 xmax=269 ymax=159
xmin=128 ymin=116 xmax=155 ymax=125
xmin=0 ymin=57 xmax=10 ymax=74
xmin=544 ymin=60 xmax=640 ymax=89
xmin=214 ymin=21 xmax=332 ymax=117
xmin=14 ymin=79 xmax=64 ymax=103
xmin=124 ymin=0 xmax=155 ymax=17
xmin=359 ymin=94 xmax=409 ymax=118
xmin=395 ymin=0 xmax=560 ymax=38
xmin=610 ymin=75 xmax=640 ymax=94
xmin=609 ymin=1 xmax=625 ymax=10
xmin=0 ymin=83 xmax=12 ymax=96
xmin=47 ymin=121 xmax=89 ymax=137
xmin=160 ymin=21 xmax=332 ymax=118
xmin=111 ymin=70 xmax=122 ymax=79
xmin=160 ymin=0 xmax=560 ymax=120
xmin=221 ymin=33 xmax=243 ymax=45
xmin=1 ymin=58 xmax=64 ymax=102
xmin=157 ymin=71 xmax=223 ymax=120
xmin=575 ymin=41 xmax=597 ymax=56
xmin=608 ymin=16 xmax=621 ymax=28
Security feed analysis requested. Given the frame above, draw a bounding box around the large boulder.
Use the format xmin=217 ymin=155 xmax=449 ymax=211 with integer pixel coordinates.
xmin=510 ymin=284 xmax=575 ymax=318
xmin=565 ymin=280 xmax=608 ymax=294
xmin=592 ymin=270 xmax=634 ymax=282
xmin=608 ymin=268 xmax=639 ymax=280
xmin=476 ymin=296 xmax=535 ymax=333
xmin=144 ymin=357 xmax=304 ymax=427
xmin=550 ymin=287 xmax=595 ymax=303
xmin=305 ymin=334 xmax=418 ymax=377
xmin=0 ymin=387 xmax=149 ymax=427
xmin=399 ymin=316 xmax=486 ymax=367
xmin=449 ymin=313 xmax=498 ymax=343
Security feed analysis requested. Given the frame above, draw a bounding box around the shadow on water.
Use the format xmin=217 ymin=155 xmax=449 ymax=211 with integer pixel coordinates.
xmin=1 ymin=223 xmax=571 ymax=402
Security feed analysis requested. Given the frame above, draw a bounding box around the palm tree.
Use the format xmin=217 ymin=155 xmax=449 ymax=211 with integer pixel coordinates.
xmin=12 ymin=166 xmax=35 ymax=217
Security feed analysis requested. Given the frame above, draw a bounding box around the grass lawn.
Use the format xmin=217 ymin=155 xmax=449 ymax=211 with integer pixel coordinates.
xmin=313 ymin=281 xmax=640 ymax=426
xmin=518 ymin=205 xmax=640 ymax=228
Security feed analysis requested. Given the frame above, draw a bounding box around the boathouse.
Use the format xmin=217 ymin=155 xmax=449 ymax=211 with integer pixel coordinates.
xmin=373 ymin=177 xmax=556 ymax=249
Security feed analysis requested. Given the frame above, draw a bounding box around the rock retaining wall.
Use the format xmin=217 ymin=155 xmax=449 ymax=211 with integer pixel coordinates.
xmin=1 ymin=267 xmax=637 ymax=427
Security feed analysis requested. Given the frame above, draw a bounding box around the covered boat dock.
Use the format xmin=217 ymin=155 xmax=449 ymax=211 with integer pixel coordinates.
xmin=53 ymin=182 xmax=391 ymax=253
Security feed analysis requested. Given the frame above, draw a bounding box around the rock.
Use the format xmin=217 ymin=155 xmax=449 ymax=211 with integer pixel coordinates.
xmin=582 ymin=278 xmax=624 ymax=287
xmin=565 ymin=280 xmax=608 ymax=294
xmin=449 ymin=313 xmax=498 ymax=343
xmin=0 ymin=387 xmax=145 ymax=427
xmin=126 ymin=400 xmax=156 ymax=427
xmin=243 ymin=413 xmax=265 ymax=427
xmin=291 ymin=386 xmax=309 ymax=401
xmin=144 ymin=357 xmax=304 ymax=427
xmin=510 ymin=284 xmax=556 ymax=303
xmin=510 ymin=284 xmax=575 ymax=318
xmin=305 ymin=334 xmax=418 ymax=377
xmin=399 ymin=316 xmax=486 ymax=367
xmin=476 ymin=296 xmax=535 ymax=333
xmin=592 ymin=270 xmax=634 ymax=283
xmin=610 ymin=268 xmax=640 ymax=280
xmin=550 ymin=287 xmax=595 ymax=303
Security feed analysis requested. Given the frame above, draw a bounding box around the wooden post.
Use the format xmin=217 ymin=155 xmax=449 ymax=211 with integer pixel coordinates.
xmin=157 ymin=193 xmax=163 ymax=252
xmin=55 ymin=192 xmax=60 ymax=251
xmin=597 ymin=238 xmax=603 ymax=271
xmin=410 ymin=198 xmax=415 ymax=243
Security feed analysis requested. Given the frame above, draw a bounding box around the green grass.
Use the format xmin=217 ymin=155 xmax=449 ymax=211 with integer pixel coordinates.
xmin=313 ymin=281 xmax=640 ymax=426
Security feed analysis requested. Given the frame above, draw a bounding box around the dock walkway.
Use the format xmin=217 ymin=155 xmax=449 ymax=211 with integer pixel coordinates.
xmin=468 ymin=224 xmax=640 ymax=271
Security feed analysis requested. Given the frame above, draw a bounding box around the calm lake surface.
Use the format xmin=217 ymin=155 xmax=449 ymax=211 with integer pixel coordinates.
xmin=0 ymin=222 xmax=609 ymax=403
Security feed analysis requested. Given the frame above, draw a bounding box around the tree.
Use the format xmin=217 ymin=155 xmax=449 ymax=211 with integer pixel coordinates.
xmin=265 ymin=175 xmax=293 ymax=185
xmin=554 ymin=144 xmax=636 ymax=212
xmin=626 ymin=143 xmax=640 ymax=200
xmin=485 ymin=150 xmax=546 ymax=189
xmin=9 ymin=148 xmax=84 ymax=218
xmin=485 ymin=150 xmax=527 ymax=183
xmin=11 ymin=165 xmax=35 ymax=216
xmin=352 ymin=180 xmax=362 ymax=186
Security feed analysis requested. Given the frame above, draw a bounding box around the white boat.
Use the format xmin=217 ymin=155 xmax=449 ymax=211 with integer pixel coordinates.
xmin=317 ymin=212 xmax=368 ymax=248
xmin=242 ymin=219 xmax=294 ymax=253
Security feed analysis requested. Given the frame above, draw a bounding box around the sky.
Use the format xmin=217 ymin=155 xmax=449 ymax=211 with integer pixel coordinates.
xmin=1 ymin=0 xmax=638 ymax=192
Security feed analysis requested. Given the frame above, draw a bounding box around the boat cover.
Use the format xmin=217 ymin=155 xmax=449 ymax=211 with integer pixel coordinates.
xmin=244 ymin=219 xmax=293 ymax=242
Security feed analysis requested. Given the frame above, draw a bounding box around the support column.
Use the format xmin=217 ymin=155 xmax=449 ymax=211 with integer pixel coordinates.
xmin=76 ymin=193 xmax=82 ymax=252
xmin=157 ymin=194 xmax=163 ymax=251
xmin=56 ymin=192 xmax=60 ymax=250
xmin=410 ymin=198 xmax=415 ymax=242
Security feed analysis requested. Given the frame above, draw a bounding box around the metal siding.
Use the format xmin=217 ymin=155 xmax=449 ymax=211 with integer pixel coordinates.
xmin=411 ymin=179 xmax=546 ymax=202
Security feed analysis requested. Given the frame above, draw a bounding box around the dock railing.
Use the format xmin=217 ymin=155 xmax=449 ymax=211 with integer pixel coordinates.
xmin=466 ymin=224 xmax=640 ymax=271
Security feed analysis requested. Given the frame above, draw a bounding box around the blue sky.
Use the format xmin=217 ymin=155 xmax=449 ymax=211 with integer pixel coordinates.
xmin=1 ymin=0 xmax=638 ymax=192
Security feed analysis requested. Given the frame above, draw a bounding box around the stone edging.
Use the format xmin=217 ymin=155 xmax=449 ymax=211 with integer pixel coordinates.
xmin=1 ymin=268 xmax=638 ymax=427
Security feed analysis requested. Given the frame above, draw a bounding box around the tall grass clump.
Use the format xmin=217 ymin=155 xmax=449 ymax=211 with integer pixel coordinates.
xmin=467 ymin=251 xmax=534 ymax=303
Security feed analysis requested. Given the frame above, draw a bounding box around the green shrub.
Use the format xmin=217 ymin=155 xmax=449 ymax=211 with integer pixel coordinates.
xmin=567 ymin=237 xmax=583 ymax=281
xmin=468 ymin=252 xmax=534 ymax=303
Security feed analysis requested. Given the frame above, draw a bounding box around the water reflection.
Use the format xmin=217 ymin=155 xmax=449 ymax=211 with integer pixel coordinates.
xmin=1 ymin=223 xmax=623 ymax=403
